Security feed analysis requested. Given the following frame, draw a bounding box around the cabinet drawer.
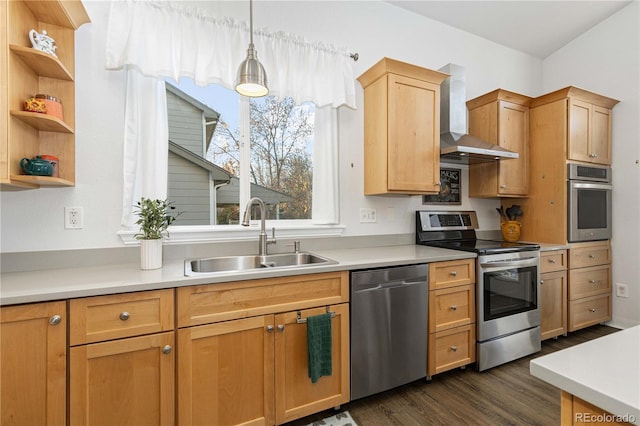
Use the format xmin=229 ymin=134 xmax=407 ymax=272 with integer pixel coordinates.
xmin=428 ymin=324 xmax=475 ymax=376
xmin=429 ymin=284 xmax=475 ymax=333
xmin=70 ymin=289 xmax=174 ymax=345
xmin=177 ymin=271 xmax=349 ymax=327
xmin=569 ymin=265 xmax=610 ymax=300
xmin=540 ymin=250 xmax=567 ymax=273
xmin=429 ymin=259 xmax=475 ymax=290
xmin=568 ymin=294 xmax=611 ymax=332
xmin=569 ymin=241 xmax=610 ymax=269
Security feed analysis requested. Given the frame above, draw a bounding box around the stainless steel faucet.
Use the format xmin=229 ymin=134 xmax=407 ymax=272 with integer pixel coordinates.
xmin=241 ymin=197 xmax=276 ymax=255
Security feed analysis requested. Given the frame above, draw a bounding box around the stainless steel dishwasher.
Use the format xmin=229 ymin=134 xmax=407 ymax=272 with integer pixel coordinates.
xmin=350 ymin=264 xmax=428 ymax=400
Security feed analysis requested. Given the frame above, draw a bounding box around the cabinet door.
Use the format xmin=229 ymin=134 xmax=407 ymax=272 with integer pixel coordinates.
xmin=540 ymin=271 xmax=567 ymax=340
xmin=1 ymin=301 xmax=66 ymax=426
xmin=274 ymin=304 xmax=350 ymax=424
xmin=568 ymin=99 xmax=592 ymax=163
xmin=497 ymin=101 xmax=529 ymax=195
xmin=177 ymin=316 xmax=275 ymax=426
xmin=70 ymin=332 xmax=175 ymax=426
xmin=387 ymin=74 xmax=440 ymax=193
xmin=590 ymin=106 xmax=612 ymax=165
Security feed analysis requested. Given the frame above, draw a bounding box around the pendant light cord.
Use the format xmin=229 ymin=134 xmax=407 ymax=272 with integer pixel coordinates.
xmin=249 ymin=0 xmax=254 ymax=46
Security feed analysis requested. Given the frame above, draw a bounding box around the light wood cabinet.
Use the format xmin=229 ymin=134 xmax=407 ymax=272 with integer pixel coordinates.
xmin=177 ymin=272 xmax=350 ymax=425
xmin=561 ymin=391 xmax=634 ymax=425
xmin=0 ymin=301 xmax=67 ymax=426
xmin=569 ymin=99 xmax=614 ymax=165
xmin=69 ymin=289 xmax=175 ymax=426
xmin=568 ymin=241 xmax=611 ymax=332
xmin=427 ymin=259 xmax=476 ymax=377
xmin=540 ymin=250 xmax=568 ymax=340
xmin=467 ymin=89 xmax=532 ymax=197
xmin=513 ymin=86 xmax=618 ymax=244
xmin=357 ymin=57 xmax=448 ymax=195
xmin=1 ymin=0 xmax=89 ymax=190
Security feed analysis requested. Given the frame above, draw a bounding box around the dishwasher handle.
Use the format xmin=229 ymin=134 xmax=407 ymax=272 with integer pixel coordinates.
xmin=353 ymin=277 xmax=427 ymax=292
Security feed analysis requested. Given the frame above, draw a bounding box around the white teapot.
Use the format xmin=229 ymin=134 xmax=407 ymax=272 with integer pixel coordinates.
xmin=29 ymin=29 xmax=57 ymax=57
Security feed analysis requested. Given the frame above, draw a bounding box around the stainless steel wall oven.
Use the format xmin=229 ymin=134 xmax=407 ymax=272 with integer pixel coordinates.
xmin=568 ymin=163 xmax=612 ymax=242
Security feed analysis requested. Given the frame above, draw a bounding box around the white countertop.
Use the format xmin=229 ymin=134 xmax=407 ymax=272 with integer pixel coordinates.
xmin=0 ymin=244 xmax=475 ymax=306
xmin=530 ymin=326 xmax=640 ymax=425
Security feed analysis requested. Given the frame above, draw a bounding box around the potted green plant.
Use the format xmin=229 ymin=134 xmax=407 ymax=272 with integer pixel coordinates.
xmin=134 ymin=197 xmax=180 ymax=270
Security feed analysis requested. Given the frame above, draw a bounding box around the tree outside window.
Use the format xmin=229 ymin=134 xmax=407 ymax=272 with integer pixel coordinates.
xmin=166 ymin=79 xmax=314 ymax=226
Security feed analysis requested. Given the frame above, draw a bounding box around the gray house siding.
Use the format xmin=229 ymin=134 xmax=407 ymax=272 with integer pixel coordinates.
xmin=168 ymin=152 xmax=211 ymax=225
xmin=167 ymin=90 xmax=211 ymax=225
xmin=167 ymin=91 xmax=204 ymax=156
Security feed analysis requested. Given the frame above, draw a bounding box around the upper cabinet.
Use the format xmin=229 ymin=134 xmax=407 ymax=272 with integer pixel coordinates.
xmin=1 ymin=0 xmax=90 ymax=190
xmin=531 ymin=86 xmax=619 ymax=166
xmin=467 ymin=89 xmax=532 ymax=198
xmin=358 ymin=58 xmax=448 ymax=195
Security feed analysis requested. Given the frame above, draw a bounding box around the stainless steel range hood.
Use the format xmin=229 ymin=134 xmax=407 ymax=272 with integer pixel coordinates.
xmin=438 ymin=64 xmax=518 ymax=162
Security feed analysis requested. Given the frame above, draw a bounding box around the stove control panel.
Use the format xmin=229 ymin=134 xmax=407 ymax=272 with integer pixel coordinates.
xmin=417 ymin=210 xmax=479 ymax=231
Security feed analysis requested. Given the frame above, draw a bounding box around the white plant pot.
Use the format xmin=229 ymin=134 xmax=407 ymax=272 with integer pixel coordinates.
xmin=140 ymin=239 xmax=163 ymax=270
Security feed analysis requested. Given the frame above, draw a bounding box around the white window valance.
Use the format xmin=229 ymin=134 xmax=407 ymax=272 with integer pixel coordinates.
xmin=105 ymin=0 xmax=357 ymax=109
xmin=105 ymin=0 xmax=352 ymax=228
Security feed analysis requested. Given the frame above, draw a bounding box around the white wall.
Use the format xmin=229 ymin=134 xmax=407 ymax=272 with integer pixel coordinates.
xmin=543 ymin=1 xmax=640 ymax=327
xmin=0 ymin=0 xmax=543 ymax=253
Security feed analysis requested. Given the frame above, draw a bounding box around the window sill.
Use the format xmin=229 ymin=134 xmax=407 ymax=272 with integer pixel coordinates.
xmin=118 ymin=222 xmax=346 ymax=245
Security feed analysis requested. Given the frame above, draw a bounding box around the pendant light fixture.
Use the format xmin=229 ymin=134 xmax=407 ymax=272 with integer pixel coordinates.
xmin=235 ymin=0 xmax=268 ymax=97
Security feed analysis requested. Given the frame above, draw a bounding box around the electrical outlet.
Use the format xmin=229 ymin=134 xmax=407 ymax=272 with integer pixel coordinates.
xmin=359 ymin=208 xmax=377 ymax=223
xmin=615 ymin=283 xmax=629 ymax=298
xmin=65 ymin=207 xmax=83 ymax=229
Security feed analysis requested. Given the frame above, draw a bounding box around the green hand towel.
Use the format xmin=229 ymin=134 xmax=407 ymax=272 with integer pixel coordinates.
xmin=307 ymin=312 xmax=332 ymax=383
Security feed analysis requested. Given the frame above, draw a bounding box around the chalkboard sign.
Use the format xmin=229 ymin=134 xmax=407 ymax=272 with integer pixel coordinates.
xmin=422 ymin=168 xmax=461 ymax=205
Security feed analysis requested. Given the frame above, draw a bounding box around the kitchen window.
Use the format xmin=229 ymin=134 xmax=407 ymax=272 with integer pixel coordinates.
xmin=166 ymin=79 xmax=315 ymax=226
xmin=105 ymin=1 xmax=355 ymax=244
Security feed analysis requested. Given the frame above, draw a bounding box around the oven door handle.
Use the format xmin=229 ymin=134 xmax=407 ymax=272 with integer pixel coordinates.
xmin=479 ymin=257 xmax=539 ymax=269
xmin=570 ymin=182 xmax=612 ymax=190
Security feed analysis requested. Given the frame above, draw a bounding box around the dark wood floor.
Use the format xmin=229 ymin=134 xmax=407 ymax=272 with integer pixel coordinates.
xmin=287 ymin=325 xmax=620 ymax=426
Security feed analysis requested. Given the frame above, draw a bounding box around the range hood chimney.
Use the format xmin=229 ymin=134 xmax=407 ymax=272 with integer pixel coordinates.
xmin=438 ymin=64 xmax=518 ymax=162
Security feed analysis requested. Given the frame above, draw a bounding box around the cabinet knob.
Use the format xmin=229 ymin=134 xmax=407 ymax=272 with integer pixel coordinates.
xmin=451 ymin=345 xmax=458 ymax=352
xmin=49 ymin=315 xmax=62 ymax=326
xmin=450 ymin=271 xmax=457 ymax=277
xmin=589 ymin=254 xmax=596 ymax=259
xmin=162 ymin=345 xmax=172 ymax=354
xmin=500 ymin=184 xmax=507 ymax=189
xmin=266 ymin=325 xmax=274 ymax=333
xmin=277 ymin=324 xmax=285 ymax=332
xmin=450 ymin=305 xmax=457 ymax=311
xmin=589 ymin=308 xmax=597 ymax=313
xmin=548 ymin=259 xmax=556 ymax=264
xmin=436 ymin=181 xmax=441 ymax=186
xmin=589 ymin=279 xmax=597 ymax=284
xmin=540 ymin=280 xmax=544 ymax=285
xmin=119 ymin=312 xmax=130 ymax=321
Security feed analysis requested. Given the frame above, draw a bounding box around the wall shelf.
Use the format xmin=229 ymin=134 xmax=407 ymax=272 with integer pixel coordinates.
xmin=10 ymin=110 xmax=74 ymax=133
xmin=10 ymin=44 xmax=73 ymax=80
xmin=10 ymin=175 xmax=74 ymax=187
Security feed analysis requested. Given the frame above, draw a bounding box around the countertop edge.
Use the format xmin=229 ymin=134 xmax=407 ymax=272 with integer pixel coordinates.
xmin=0 ymin=245 xmax=476 ymax=306
xmin=530 ymin=326 xmax=640 ymax=425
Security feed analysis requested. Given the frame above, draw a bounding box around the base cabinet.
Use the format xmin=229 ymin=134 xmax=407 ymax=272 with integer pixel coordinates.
xmin=568 ymin=241 xmax=611 ymax=332
xmin=178 ymin=304 xmax=349 ymax=426
xmin=0 ymin=301 xmax=66 ymax=426
xmin=427 ymin=259 xmax=476 ymax=377
xmin=177 ymin=272 xmax=350 ymax=425
xmin=69 ymin=332 xmax=175 ymax=426
xmin=68 ymin=289 xmax=175 ymax=426
xmin=540 ymin=250 xmax=568 ymax=340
